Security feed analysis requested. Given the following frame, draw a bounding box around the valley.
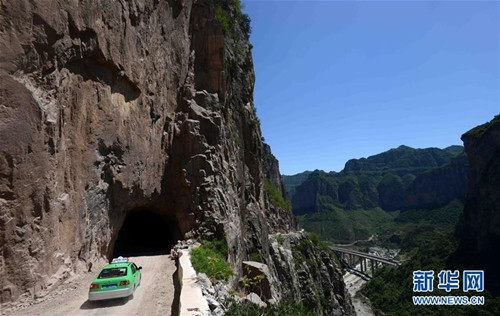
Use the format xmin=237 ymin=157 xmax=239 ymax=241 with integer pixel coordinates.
xmin=0 ymin=0 xmax=498 ymax=314
xmin=284 ymin=116 xmax=500 ymax=315
xmin=283 ymin=145 xmax=467 ymax=248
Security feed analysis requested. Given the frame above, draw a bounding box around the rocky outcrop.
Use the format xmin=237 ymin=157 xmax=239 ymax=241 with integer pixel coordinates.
xmin=450 ymin=115 xmax=500 ymax=294
xmin=268 ymin=232 xmax=353 ymax=315
xmin=242 ymin=260 xmax=274 ymax=300
xmin=0 ymin=0 xmax=351 ymax=313
xmin=263 ymin=143 xmax=288 ymax=201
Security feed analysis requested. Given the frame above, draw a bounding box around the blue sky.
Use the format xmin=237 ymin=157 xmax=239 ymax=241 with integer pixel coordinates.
xmin=242 ymin=1 xmax=499 ymax=175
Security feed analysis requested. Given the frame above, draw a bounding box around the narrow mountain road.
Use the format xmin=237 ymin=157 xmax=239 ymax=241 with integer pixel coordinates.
xmin=5 ymin=255 xmax=177 ymax=316
xmin=334 ymin=234 xmax=375 ymax=247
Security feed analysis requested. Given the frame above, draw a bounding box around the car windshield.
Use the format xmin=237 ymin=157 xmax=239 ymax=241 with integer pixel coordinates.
xmin=98 ymin=267 xmax=127 ymax=279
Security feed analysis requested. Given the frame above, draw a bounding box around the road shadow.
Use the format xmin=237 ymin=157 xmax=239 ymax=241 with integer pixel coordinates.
xmin=80 ymin=295 xmax=132 ymax=310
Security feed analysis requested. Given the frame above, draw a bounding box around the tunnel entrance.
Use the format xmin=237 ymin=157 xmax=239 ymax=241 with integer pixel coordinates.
xmin=112 ymin=210 xmax=177 ymax=258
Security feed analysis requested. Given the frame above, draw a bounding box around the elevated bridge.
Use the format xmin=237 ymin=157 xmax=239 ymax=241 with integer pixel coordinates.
xmin=330 ymin=246 xmax=401 ymax=279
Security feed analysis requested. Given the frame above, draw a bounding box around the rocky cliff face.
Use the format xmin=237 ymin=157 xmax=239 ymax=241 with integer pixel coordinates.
xmin=262 ymin=143 xmax=296 ymax=232
xmin=451 ymin=115 xmax=500 ymax=294
xmin=378 ymin=154 xmax=468 ymax=211
xmin=403 ymin=154 xmax=468 ymax=210
xmin=263 ymin=143 xmax=288 ymax=201
xmin=0 ymin=0 xmax=351 ymax=312
xmin=268 ymin=232 xmax=352 ymax=315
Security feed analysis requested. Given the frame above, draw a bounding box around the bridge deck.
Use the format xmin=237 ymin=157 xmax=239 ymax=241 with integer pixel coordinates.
xmin=330 ymin=246 xmax=400 ymax=266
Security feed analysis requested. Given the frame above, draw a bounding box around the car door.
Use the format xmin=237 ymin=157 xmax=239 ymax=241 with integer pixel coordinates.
xmin=131 ymin=263 xmax=139 ymax=286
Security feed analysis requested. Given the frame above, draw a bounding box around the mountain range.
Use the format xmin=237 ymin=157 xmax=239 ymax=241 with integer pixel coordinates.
xmin=284 ymin=145 xmax=468 ymax=214
xmin=283 ymin=145 xmax=468 ymax=242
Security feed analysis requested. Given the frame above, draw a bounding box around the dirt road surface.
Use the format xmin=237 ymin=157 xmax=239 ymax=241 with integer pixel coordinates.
xmin=4 ymin=255 xmax=177 ymax=316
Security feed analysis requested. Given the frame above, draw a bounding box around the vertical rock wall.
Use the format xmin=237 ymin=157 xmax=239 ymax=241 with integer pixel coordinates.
xmin=0 ymin=0 xmax=352 ymax=313
xmin=451 ymin=115 xmax=500 ymax=294
xmin=263 ymin=143 xmax=289 ymax=200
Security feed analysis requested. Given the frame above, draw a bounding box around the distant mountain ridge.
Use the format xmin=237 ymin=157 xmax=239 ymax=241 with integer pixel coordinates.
xmin=284 ymin=145 xmax=468 ymax=215
xmin=343 ymin=145 xmax=463 ymax=174
xmin=282 ymin=171 xmax=312 ymax=197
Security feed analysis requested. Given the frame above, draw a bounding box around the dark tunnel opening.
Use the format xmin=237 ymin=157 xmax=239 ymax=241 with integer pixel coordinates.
xmin=112 ymin=210 xmax=178 ymax=258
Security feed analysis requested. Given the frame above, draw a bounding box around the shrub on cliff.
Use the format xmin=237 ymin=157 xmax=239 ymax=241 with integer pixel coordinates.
xmin=462 ymin=114 xmax=500 ymax=138
xmin=212 ymin=0 xmax=252 ymax=39
xmin=264 ymin=179 xmax=291 ymax=210
xmin=190 ymin=239 xmax=234 ymax=282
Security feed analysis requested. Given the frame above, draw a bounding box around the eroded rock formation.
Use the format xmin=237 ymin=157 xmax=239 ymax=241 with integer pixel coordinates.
xmin=0 ymin=0 xmax=352 ymax=313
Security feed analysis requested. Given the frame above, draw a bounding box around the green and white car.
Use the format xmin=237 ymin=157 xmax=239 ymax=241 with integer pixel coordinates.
xmin=88 ymin=257 xmax=142 ymax=301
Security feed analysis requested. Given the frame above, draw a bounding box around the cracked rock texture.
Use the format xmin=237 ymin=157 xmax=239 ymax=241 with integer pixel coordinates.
xmin=268 ymin=232 xmax=353 ymax=315
xmin=0 ymin=0 xmax=352 ymax=313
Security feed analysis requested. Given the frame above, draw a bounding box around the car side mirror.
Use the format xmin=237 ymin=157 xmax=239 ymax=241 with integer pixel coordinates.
xmin=138 ymin=266 xmax=142 ymax=270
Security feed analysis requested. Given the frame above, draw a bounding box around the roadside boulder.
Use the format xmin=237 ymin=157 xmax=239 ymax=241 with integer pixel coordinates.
xmin=242 ymin=261 xmax=273 ymax=300
xmin=242 ymin=292 xmax=267 ymax=308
